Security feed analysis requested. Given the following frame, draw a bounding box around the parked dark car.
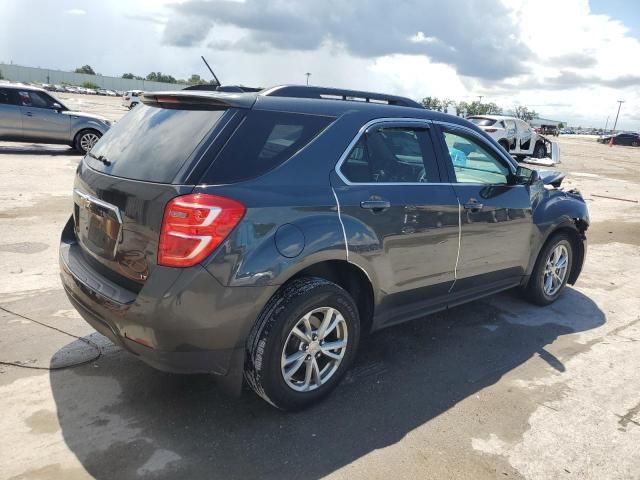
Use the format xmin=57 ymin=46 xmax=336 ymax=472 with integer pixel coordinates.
xmin=597 ymin=132 xmax=640 ymax=146
xmin=0 ymin=84 xmax=111 ymax=153
xmin=59 ymin=85 xmax=589 ymax=410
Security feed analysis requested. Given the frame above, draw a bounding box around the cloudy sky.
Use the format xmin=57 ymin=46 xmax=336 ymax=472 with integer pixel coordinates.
xmin=1 ymin=0 xmax=638 ymax=129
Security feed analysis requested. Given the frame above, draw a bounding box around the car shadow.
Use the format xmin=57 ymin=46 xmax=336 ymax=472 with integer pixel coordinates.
xmin=0 ymin=144 xmax=79 ymax=156
xmin=50 ymin=288 xmax=604 ymax=479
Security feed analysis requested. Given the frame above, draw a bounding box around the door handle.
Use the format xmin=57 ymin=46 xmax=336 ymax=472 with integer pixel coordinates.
xmin=463 ymin=200 xmax=484 ymax=211
xmin=23 ymin=112 xmax=33 ymax=117
xmin=360 ymin=200 xmax=391 ymax=211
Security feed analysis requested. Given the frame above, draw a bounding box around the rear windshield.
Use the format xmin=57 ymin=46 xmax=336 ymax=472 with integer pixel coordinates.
xmin=202 ymin=110 xmax=333 ymax=184
xmin=468 ymin=117 xmax=496 ymax=126
xmin=85 ymin=104 xmax=226 ymax=183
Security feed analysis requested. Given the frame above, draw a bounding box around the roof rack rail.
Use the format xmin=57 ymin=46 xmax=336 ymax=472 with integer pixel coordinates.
xmin=261 ymin=85 xmax=423 ymax=109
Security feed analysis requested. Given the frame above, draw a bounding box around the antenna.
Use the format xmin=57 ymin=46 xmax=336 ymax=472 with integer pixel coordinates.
xmin=201 ymin=56 xmax=221 ymax=87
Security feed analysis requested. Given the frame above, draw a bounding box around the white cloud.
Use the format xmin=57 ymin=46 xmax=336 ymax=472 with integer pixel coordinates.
xmin=490 ymin=0 xmax=640 ymax=128
xmin=1 ymin=0 xmax=638 ymax=129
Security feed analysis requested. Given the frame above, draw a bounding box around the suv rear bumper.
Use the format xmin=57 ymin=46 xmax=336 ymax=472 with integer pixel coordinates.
xmin=59 ymin=220 xmax=277 ymax=382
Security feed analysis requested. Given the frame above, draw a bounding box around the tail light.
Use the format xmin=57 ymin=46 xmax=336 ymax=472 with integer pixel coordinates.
xmin=485 ymin=128 xmax=498 ymax=133
xmin=158 ymin=194 xmax=245 ymax=268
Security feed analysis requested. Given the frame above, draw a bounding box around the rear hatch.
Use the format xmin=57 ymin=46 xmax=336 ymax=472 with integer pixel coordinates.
xmin=72 ymin=93 xmax=249 ymax=289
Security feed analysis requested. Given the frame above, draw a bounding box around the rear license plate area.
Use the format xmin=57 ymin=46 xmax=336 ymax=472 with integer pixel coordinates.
xmin=73 ymin=190 xmax=122 ymax=260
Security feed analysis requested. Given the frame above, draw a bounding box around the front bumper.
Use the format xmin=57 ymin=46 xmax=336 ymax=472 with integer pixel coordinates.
xmin=59 ymin=220 xmax=277 ymax=382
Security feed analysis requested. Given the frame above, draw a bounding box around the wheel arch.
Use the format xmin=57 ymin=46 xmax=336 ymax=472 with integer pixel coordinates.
xmin=497 ymin=138 xmax=510 ymax=151
xmin=72 ymin=127 xmax=102 ymax=148
xmin=286 ymin=260 xmax=376 ymax=336
xmin=528 ymin=221 xmax=587 ymax=286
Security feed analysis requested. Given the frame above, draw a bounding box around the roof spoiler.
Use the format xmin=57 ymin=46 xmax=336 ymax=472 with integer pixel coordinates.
xmin=261 ymin=85 xmax=424 ymax=109
xmin=139 ymin=91 xmax=257 ymax=109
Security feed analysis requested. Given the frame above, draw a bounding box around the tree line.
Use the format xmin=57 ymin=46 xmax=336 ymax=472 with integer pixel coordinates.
xmin=73 ymin=65 xmax=211 ymax=85
xmin=421 ymin=96 xmax=539 ymax=121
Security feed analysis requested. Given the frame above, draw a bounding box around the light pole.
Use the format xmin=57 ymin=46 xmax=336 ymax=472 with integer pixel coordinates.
xmin=478 ymin=95 xmax=484 ymax=103
xmin=305 ymin=72 xmax=311 ymax=86
xmin=603 ymin=115 xmax=610 ymax=133
xmin=612 ymin=100 xmax=625 ymax=133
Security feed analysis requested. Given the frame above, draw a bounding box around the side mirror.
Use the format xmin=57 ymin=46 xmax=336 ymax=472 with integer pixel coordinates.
xmin=51 ymin=102 xmax=63 ymax=112
xmin=514 ymin=166 xmax=539 ymax=185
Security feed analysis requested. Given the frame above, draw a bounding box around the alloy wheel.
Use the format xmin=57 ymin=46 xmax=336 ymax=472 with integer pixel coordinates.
xmin=280 ymin=307 xmax=348 ymax=392
xmin=80 ymin=132 xmax=100 ymax=152
xmin=543 ymin=244 xmax=569 ymax=296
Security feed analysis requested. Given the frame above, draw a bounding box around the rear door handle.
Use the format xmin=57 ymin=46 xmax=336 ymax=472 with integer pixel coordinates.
xmin=24 ymin=112 xmax=33 ymax=117
xmin=360 ymin=200 xmax=391 ymax=211
xmin=463 ymin=200 xmax=484 ymax=211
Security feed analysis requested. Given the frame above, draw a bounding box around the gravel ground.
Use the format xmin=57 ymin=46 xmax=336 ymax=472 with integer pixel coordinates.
xmin=0 ymin=94 xmax=639 ymax=479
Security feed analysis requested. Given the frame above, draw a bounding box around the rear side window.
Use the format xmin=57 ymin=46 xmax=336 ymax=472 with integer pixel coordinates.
xmin=85 ymin=104 xmax=226 ymax=183
xmin=468 ymin=117 xmax=496 ymax=126
xmin=0 ymin=88 xmax=18 ymax=105
xmin=202 ymin=110 xmax=333 ymax=184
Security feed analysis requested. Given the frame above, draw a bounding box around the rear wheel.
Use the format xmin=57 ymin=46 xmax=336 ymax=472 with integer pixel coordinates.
xmin=498 ymin=139 xmax=510 ymax=152
xmin=524 ymin=233 xmax=573 ymax=305
xmin=245 ymin=277 xmax=360 ymax=410
xmin=74 ymin=129 xmax=101 ymax=155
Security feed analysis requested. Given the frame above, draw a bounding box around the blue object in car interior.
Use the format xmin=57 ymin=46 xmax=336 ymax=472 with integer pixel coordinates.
xmin=448 ymin=146 xmax=467 ymax=167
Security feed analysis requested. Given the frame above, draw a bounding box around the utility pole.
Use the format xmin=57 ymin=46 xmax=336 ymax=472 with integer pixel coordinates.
xmin=305 ymin=72 xmax=311 ymax=86
xmin=604 ymin=115 xmax=610 ymax=133
xmin=612 ymin=100 xmax=625 ymax=132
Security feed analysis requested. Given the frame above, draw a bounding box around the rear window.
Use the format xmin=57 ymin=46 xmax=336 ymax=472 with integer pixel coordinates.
xmin=85 ymin=104 xmax=226 ymax=183
xmin=468 ymin=117 xmax=496 ymax=126
xmin=202 ymin=110 xmax=333 ymax=184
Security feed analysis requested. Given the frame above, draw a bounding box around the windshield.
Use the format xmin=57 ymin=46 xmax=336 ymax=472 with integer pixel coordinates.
xmin=85 ymin=104 xmax=227 ymax=183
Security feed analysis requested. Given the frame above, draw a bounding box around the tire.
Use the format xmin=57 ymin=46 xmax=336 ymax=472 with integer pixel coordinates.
xmin=632 ymin=141 xmax=639 ymax=147
xmin=533 ymin=142 xmax=547 ymax=158
xmin=245 ymin=277 xmax=360 ymax=410
xmin=498 ymin=140 xmax=510 ymax=152
xmin=524 ymin=233 xmax=573 ymax=306
xmin=74 ymin=129 xmax=102 ymax=155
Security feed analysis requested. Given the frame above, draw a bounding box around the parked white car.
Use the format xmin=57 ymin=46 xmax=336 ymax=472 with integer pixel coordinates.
xmin=467 ymin=115 xmax=558 ymax=163
xmin=121 ymin=90 xmax=143 ymax=109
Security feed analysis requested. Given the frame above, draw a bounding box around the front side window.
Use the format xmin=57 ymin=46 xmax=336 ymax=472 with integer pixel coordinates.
xmin=441 ymin=130 xmax=510 ymax=184
xmin=340 ymin=126 xmax=439 ymax=183
xmin=17 ymin=90 xmax=56 ymax=109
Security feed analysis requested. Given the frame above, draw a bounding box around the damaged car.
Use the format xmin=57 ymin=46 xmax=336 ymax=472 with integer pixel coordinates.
xmin=59 ymin=85 xmax=589 ymax=410
xmin=468 ymin=114 xmax=560 ymax=166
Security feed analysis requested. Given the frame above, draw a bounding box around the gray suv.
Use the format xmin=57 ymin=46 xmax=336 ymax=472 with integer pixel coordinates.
xmin=60 ymin=85 xmax=588 ymax=410
xmin=0 ymin=84 xmax=111 ymax=153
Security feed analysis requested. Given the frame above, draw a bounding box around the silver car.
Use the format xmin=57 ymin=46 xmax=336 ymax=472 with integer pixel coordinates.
xmin=0 ymin=84 xmax=111 ymax=154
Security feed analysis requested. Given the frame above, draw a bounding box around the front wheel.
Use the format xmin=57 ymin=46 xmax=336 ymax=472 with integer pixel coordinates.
xmin=74 ymin=129 xmax=101 ymax=155
xmin=524 ymin=234 xmax=573 ymax=305
xmin=245 ymin=277 xmax=360 ymax=410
